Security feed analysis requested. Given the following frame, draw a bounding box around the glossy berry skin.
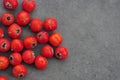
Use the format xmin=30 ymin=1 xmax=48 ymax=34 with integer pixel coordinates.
xmin=8 ymin=23 xmax=22 ymax=39
xmin=36 ymin=31 xmax=49 ymax=44
xmin=30 ymin=18 xmax=42 ymax=32
xmin=55 ymin=46 xmax=68 ymax=60
xmin=22 ymin=0 xmax=36 ymax=13
xmin=43 ymin=18 xmax=57 ymax=31
xmin=0 ymin=28 xmax=4 ymax=38
xmin=9 ymin=52 xmax=22 ymax=66
xmin=12 ymin=64 xmax=27 ymax=78
xmin=0 ymin=56 xmax=9 ymax=70
xmin=3 ymin=0 xmax=18 ymax=10
xmin=22 ymin=50 xmax=35 ymax=64
xmin=1 ymin=13 xmax=14 ymax=26
xmin=41 ymin=45 xmax=54 ymax=58
xmin=0 ymin=76 xmax=8 ymax=80
xmin=0 ymin=38 xmax=10 ymax=52
xmin=35 ymin=56 xmax=47 ymax=70
xmin=49 ymin=32 xmax=62 ymax=47
xmin=24 ymin=36 xmax=37 ymax=49
xmin=11 ymin=39 xmax=24 ymax=52
xmin=16 ymin=11 xmax=30 ymax=26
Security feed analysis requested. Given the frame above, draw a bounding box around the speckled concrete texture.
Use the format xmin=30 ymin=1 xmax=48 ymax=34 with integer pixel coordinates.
xmin=1 ymin=0 xmax=120 ymax=80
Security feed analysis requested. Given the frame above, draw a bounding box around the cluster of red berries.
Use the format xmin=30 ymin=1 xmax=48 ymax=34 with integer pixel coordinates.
xmin=0 ymin=0 xmax=69 ymax=79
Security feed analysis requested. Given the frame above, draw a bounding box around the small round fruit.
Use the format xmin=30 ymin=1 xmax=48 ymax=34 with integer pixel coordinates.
xmin=0 ymin=56 xmax=9 ymax=70
xmin=36 ymin=31 xmax=49 ymax=44
xmin=1 ymin=13 xmax=14 ymax=26
xmin=16 ymin=11 xmax=30 ymax=26
xmin=12 ymin=64 xmax=27 ymax=78
xmin=24 ymin=36 xmax=37 ymax=49
xmin=0 ymin=76 xmax=8 ymax=80
xmin=30 ymin=18 xmax=42 ymax=32
xmin=35 ymin=56 xmax=47 ymax=70
xmin=9 ymin=52 xmax=22 ymax=66
xmin=8 ymin=23 xmax=22 ymax=39
xmin=49 ymin=32 xmax=62 ymax=46
xmin=22 ymin=50 xmax=35 ymax=64
xmin=0 ymin=38 xmax=10 ymax=52
xmin=22 ymin=0 xmax=36 ymax=12
xmin=3 ymin=0 xmax=18 ymax=10
xmin=41 ymin=45 xmax=54 ymax=58
xmin=11 ymin=39 xmax=24 ymax=52
xmin=43 ymin=18 xmax=57 ymax=31
xmin=55 ymin=46 xmax=68 ymax=60
xmin=0 ymin=28 xmax=4 ymax=38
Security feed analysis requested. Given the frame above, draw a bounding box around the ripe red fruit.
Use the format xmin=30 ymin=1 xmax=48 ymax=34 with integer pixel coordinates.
xmin=22 ymin=0 xmax=36 ymax=13
xmin=0 ymin=38 xmax=10 ymax=52
xmin=8 ymin=23 xmax=22 ymax=39
xmin=16 ymin=11 xmax=30 ymax=26
xmin=41 ymin=45 xmax=54 ymax=58
xmin=1 ymin=13 xmax=14 ymax=26
xmin=30 ymin=18 xmax=42 ymax=32
xmin=12 ymin=64 xmax=27 ymax=78
xmin=35 ymin=56 xmax=47 ymax=70
xmin=36 ymin=31 xmax=49 ymax=44
xmin=22 ymin=50 xmax=35 ymax=64
xmin=24 ymin=36 xmax=37 ymax=49
xmin=3 ymin=0 xmax=18 ymax=10
xmin=11 ymin=39 xmax=24 ymax=52
xmin=9 ymin=52 xmax=22 ymax=66
xmin=43 ymin=18 xmax=57 ymax=31
xmin=55 ymin=46 xmax=68 ymax=60
xmin=0 ymin=56 xmax=9 ymax=70
xmin=0 ymin=76 xmax=8 ymax=80
xmin=49 ymin=32 xmax=62 ymax=47
xmin=0 ymin=28 xmax=4 ymax=38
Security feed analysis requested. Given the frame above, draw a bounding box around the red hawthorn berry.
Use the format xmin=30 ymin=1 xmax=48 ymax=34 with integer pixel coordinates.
xmin=0 ymin=76 xmax=8 ymax=80
xmin=41 ymin=45 xmax=54 ymax=58
xmin=55 ymin=46 xmax=68 ymax=60
xmin=0 ymin=56 xmax=9 ymax=70
xmin=9 ymin=52 xmax=22 ymax=66
xmin=23 ymin=36 xmax=37 ymax=49
xmin=16 ymin=11 xmax=30 ymax=26
xmin=36 ymin=31 xmax=49 ymax=44
xmin=22 ymin=0 xmax=36 ymax=13
xmin=1 ymin=12 xmax=14 ymax=26
xmin=35 ymin=56 xmax=48 ymax=70
xmin=12 ymin=64 xmax=27 ymax=78
xmin=0 ymin=28 xmax=4 ymax=38
xmin=30 ymin=18 xmax=42 ymax=32
xmin=0 ymin=38 xmax=10 ymax=52
xmin=43 ymin=18 xmax=57 ymax=31
xmin=3 ymin=0 xmax=18 ymax=10
xmin=8 ymin=23 xmax=22 ymax=39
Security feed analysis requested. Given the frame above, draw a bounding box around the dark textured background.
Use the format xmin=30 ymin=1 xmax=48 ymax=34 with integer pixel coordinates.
xmin=0 ymin=0 xmax=120 ymax=80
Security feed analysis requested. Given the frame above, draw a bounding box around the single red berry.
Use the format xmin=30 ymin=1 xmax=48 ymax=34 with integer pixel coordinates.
xmin=0 ymin=38 xmax=10 ymax=52
xmin=41 ymin=45 xmax=54 ymax=58
xmin=0 ymin=28 xmax=4 ymax=38
xmin=36 ymin=31 xmax=49 ymax=44
xmin=49 ymin=32 xmax=62 ymax=47
xmin=16 ymin=11 xmax=30 ymax=26
xmin=55 ymin=46 xmax=68 ymax=60
xmin=1 ymin=13 xmax=14 ymax=26
xmin=12 ymin=64 xmax=27 ymax=78
xmin=22 ymin=0 xmax=36 ymax=13
xmin=8 ymin=23 xmax=22 ymax=39
xmin=3 ymin=0 xmax=18 ymax=10
xmin=22 ymin=50 xmax=35 ymax=64
xmin=30 ymin=18 xmax=42 ymax=32
xmin=23 ymin=36 xmax=37 ymax=49
xmin=0 ymin=56 xmax=9 ymax=70
xmin=9 ymin=52 xmax=22 ymax=66
xmin=11 ymin=39 xmax=24 ymax=52
xmin=43 ymin=18 xmax=57 ymax=31
xmin=0 ymin=76 xmax=8 ymax=80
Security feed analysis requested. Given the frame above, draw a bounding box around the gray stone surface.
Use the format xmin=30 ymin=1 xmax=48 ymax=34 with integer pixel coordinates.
xmin=0 ymin=0 xmax=120 ymax=80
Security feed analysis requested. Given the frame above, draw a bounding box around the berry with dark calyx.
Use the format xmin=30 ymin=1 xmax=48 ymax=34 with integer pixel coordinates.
xmin=0 ymin=56 xmax=9 ymax=70
xmin=0 ymin=28 xmax=4 ymax=38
